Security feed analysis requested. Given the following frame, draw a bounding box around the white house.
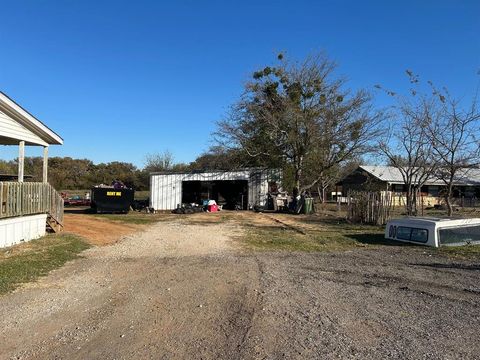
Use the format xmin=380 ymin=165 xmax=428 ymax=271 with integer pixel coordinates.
xmin=0 ymin=92 xmax=64 ymax=248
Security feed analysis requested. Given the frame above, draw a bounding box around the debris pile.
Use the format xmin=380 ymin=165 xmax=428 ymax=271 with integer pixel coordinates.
xmin=172 ymin=199 xmax=222 ymax=214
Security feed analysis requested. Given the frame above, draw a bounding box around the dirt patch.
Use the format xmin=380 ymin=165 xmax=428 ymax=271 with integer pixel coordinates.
xmin=63 ymin=214 xmax=141 ymax=246
xmin=1 ymin=213 xmax=479 ymax=359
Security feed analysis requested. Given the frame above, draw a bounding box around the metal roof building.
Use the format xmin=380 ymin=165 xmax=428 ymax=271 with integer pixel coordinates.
xmin=337 ymin=165 xmax=480 ymax=200
xmin=150 ymin=168 xmax=282 ymax=211
xmin=351 ymin=165 xmax=480 ymax=186
xmin=356 ymin=165 xmax=443 ymax=185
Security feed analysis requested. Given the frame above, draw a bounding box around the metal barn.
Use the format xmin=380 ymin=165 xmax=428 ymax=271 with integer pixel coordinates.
xmin=150 ymin=168 xmax=281 ymax=211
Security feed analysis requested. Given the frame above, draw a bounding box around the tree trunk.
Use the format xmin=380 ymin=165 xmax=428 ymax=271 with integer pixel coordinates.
xmin=412 ymin=189 xmax=418 ymax=216
xmin=445 ymin=183 xmax=454 ymax=217
xmin=405 ymin=185 xmax=416 ymax=216
xmin=444 ymin=172 xmax=455 ymax=217
xmin=317 ymin=185 xmax=323 ymax=203
xmin=294 ymin=173 xmax=301 ymax=196
xmin=294 ymin=156 xmax=303 ymax=195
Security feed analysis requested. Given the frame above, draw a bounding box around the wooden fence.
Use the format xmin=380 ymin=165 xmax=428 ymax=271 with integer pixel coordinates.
xmin=346 ymin=190 xmax=394 ymax=225
xmin=0 ymin=182 xmax=64 ymax=224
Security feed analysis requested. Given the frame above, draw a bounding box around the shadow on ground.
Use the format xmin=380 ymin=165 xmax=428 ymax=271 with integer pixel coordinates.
xmin=346 ymin=233 xmax=411 ymax=246
xmin=64 ymin=207 xmax=91 ymax=214
xmin=410 ymin=263 xmax=480 ymax=271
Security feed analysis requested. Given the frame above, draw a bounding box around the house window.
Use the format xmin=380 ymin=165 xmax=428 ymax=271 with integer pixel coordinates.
xmin=464 ymin=187 xmax=475 ymax=198
xmin=393 ymin=184 xmax=404 ymax=193
xmin=427 ymin=186 xmax=439 ymax=197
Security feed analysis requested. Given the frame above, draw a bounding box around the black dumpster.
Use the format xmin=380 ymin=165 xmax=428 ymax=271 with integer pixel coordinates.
xmin=90 ymin=187 xmax=134 ymax=213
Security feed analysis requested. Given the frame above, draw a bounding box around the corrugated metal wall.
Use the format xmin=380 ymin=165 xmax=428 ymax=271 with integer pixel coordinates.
xmin=150 ymin=169 xmax=281 ymax=210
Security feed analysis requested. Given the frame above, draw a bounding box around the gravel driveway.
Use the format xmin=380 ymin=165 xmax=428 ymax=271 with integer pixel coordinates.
xmin=0 ymin=215 xmax=479 ymax=359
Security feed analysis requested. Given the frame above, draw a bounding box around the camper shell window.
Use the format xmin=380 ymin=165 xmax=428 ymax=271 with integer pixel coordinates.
xmin=438 ymin=225 xmax=480 ymax=246
xmin=396 ymin=226 xmax=429 ymax=243
xmin=396 ymin=226 xmax=411 ymax=240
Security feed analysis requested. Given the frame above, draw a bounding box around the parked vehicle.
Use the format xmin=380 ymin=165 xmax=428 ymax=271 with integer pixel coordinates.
xmin=64 ymin=195 xmax=91 ymax=207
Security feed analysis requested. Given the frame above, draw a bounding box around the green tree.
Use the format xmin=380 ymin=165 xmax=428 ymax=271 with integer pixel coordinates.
xmin=216 ymin=53 xmax=384 ymax=193
xmin=189 ymin=147 xmax=248 ymax=171
xmin=0 ymin=159 xmax=16 ymax=175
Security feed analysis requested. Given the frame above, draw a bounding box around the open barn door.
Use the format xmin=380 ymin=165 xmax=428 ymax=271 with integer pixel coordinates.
xmin=182 ymin=180 xmax=248 ymax=210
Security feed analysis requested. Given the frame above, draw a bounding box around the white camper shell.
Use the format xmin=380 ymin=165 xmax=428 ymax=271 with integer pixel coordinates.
xmin=385 ymin=217 xmax=480 ymax=247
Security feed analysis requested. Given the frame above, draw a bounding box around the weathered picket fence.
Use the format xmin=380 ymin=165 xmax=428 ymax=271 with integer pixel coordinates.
xmin=346 ymin=190 xmax=394 ymax=225
xmin=0 ymin=182 xmax=64 ymax=225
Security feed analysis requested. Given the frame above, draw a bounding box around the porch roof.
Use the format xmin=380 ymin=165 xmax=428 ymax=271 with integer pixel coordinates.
xmin=0 ymin=92 xmax=63 ymax=146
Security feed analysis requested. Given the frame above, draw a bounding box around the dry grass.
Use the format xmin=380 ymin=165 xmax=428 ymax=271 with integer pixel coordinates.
xmin=240 ymin=212 xmax=480 ymax=257
xmin=436 ymin=245 xmax=480 ymax=259
xmin=91 ymin=212 xmax=170 ymax=225
xmin=243 ymin=216 xmax=386 ymax=252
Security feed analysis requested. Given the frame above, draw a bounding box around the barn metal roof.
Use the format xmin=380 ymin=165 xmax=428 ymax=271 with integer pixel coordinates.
xmin=359 ymin=165 xmax=408 ymax=184
xmin=359 ymin=165 xmax=480 ymax=186
xmin=149 ymin=167 xmax=275 ymax=176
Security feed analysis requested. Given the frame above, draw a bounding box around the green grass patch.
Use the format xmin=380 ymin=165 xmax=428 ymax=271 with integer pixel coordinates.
xmin=244 ymin=221 xmax=387 ymax=252
xmin=0 ymin=234 xmax=90 ymax=294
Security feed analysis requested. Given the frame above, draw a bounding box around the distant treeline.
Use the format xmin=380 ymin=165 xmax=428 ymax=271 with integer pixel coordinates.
xmin=0 ymin=148 xmax=259 ymax=191
xmin=0 ymin=157 xmax=146 ymax=190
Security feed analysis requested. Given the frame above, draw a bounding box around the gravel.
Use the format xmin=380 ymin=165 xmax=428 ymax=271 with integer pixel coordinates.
xmin=0 ymin=215 xmax=479 ymax=359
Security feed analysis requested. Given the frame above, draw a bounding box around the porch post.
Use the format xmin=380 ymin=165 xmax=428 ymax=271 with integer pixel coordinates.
xmin=42 ymin=146 xmax=49 ymax=183
xmin=18 ymin=141 xmax=25 ymax=182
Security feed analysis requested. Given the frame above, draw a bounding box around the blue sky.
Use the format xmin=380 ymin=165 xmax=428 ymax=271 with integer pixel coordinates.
xmin=1 ymin=0 xmax=479 ymax=168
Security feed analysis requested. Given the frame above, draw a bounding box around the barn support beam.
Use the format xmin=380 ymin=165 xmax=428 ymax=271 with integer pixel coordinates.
xmin=42 ymin=146 xmax=49 ymax=183
xmin=18 ymin=141 xmax=25 ymax=182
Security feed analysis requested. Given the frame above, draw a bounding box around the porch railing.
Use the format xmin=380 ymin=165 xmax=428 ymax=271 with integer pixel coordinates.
xmin=0 ymin=182 xmax=64 ymax=224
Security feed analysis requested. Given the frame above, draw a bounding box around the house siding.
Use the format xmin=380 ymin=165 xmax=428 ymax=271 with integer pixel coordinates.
xmin=0 ymin=109 xmax=48 ymax=146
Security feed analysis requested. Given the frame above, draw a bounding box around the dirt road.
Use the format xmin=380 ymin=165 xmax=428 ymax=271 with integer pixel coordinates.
xmin=1 ymin=215 xmax=479 ymax=359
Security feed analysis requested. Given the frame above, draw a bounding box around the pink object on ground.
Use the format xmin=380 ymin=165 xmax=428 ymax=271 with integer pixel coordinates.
xmin=208 ymin=204 xmax=218 ymax=212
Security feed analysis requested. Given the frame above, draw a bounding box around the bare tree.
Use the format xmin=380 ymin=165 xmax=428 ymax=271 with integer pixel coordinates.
xmin=216 ymin=53 xmax=385 ymax=193
xmin=429 ymin=94 xmax=480 ymax=216
xmin=304 ymin=163 xmax=338 ymax=203
xmin=317 ymin=176 xmax=334 ymax=203
xmin=378 ymin=97 xmax=439 ymax=215
xmin=144 ymin=150 xmax=175 ymax=172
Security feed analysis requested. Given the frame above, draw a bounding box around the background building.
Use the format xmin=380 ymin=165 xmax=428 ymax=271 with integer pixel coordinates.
xmin=337 ymin=165 xmax=480 ymax=206
xmin=150 ymin=168 xmax=281 ymax=211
